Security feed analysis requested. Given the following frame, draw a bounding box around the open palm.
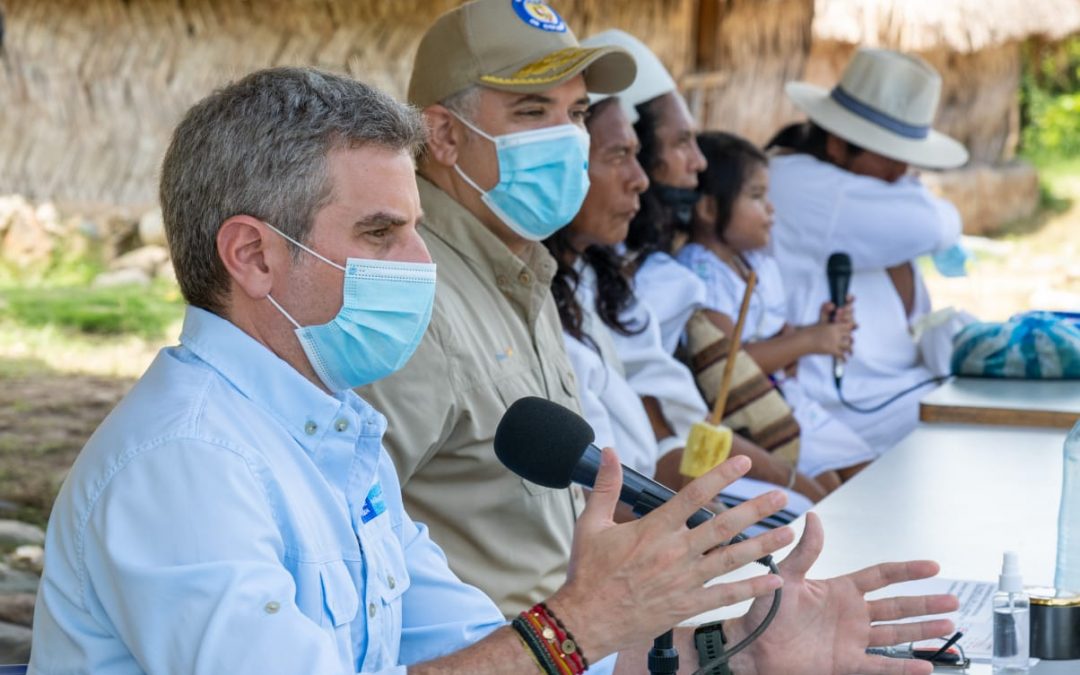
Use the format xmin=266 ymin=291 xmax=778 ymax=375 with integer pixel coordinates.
xmin=727 ymin=513 xmax=959 ymax=675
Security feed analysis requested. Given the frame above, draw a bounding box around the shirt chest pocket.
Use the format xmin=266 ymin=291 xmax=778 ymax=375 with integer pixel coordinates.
xmin=292 ymin=559 xmax=360 ymax=629
xmin=358 ymin=515 xmax=412 ymax=654
xmin=493 ymin=374 xmax=567 ymax=497
xmin=320 ymin=560 xmax=360 ymax=628
xmin=365 ymin=519 xmax=412 ymax=607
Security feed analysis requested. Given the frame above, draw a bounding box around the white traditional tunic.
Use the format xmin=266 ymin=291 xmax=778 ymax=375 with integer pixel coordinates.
xmin=676 ymin=244 xmax=876 ymax=476
xmin=566 ymin=259 xmax=812 ymax=515
xmin=632 ymin=251 xmax=707 ymax=355
xmin=768 ymin=154 xmax=962 ymax=453
xmin=563 ymin=265 xmax=659 ymax=476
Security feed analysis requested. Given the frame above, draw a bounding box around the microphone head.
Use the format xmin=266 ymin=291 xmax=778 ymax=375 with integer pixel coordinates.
xmin=827 ymin=252 xmax=852 ymax=278
xmin=494 ymin=397 xmax=595 ymax=489
xmin=826 ymin=251 xmax=852 ymax=308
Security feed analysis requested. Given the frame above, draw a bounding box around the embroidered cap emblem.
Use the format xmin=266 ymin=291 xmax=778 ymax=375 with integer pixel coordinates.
xmin=512 ymin=0 xmax=567 ymax=33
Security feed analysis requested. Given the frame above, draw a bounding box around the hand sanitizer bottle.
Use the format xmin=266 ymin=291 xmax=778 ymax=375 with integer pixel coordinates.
xmin=1054 ymin=420 xmax=1080 ymax=591
xmin=993 ymin=551 xmax=1030 ymax=674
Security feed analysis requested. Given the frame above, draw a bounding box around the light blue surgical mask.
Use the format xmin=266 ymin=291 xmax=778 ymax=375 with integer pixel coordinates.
xmin=263 ymin=223 xmax=436 ymax=392
xmin=930 ymin=242 xmax=972 ymax=278
xmin=452 ymin=113 xmax=590 ymax=241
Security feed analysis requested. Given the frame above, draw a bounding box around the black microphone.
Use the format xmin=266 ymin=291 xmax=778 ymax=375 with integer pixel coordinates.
xmin=826 ymin=252 xmax=852 ymax=386
xmin=496 ymin=397 xmax=784 ymax=672
xmin=494 ymin=396 xmax=724 ymax=531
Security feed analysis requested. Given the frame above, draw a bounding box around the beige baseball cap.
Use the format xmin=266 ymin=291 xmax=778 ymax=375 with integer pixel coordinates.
xmin=408 ymin=0 xmax=636 ymax=108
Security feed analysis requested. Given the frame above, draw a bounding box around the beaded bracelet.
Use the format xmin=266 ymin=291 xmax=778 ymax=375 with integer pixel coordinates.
xmin=511 ymin=603 xmax=589 ymax=675
xmin=512 ymin=614 xmax=562 ymax=673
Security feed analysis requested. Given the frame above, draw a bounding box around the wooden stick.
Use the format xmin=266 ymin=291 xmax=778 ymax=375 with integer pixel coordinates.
xmin=708 ymin=270 xmax=757 ymax=426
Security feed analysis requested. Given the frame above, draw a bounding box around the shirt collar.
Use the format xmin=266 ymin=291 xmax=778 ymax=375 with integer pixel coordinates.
xmin=178 ymin=306 xmax=383 ymax=457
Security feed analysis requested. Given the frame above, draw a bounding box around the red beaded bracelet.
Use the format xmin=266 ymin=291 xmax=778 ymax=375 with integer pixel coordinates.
xmin=515 ymin=602 xmax=589 ymax=675
xmin=533 ymin=604 xmax=585 ymax=672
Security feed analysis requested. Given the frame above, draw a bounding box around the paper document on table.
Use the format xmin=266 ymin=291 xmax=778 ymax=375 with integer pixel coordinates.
xmin=868 ymin=577 xmax=1037 ymax=663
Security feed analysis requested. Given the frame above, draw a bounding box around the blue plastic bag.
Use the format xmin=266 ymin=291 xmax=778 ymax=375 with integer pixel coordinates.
xmin=951 ymin=311 xmax=1080 ymax=379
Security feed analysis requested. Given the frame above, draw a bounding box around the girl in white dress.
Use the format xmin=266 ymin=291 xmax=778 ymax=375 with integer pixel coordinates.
xmin=542 ymin=98 xmax=818 ymax=519
xmin=677 ymin=132 xmax=876 ymax=480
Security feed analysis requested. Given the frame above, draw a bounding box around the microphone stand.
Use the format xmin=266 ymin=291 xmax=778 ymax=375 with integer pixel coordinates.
xmin=648 ymin=629 xmax=679 ymax=675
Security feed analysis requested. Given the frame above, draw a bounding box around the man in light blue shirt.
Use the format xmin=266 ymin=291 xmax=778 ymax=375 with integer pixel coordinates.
xmin=30 ymin=63 xmax=958 ymax=675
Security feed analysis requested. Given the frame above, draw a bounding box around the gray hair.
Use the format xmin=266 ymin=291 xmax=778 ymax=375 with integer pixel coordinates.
xmin=440 ymin=85 xmax=482 ymax=119
xmin=160 ymin=67 xmax=425 ymax=315
xmin=414 ymin=84 xmax=482 ymax=163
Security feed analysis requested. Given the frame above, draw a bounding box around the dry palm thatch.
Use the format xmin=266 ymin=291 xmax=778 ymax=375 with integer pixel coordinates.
xmin=814 ymin=0 xmax=1080 ymax=54
xmin=0 ymin=0 xmax=695 ymax=209
xmin=807 ymin=0 xmax=1080 ymax=165
xmin=682 ymin=0 xmax=815 ymax=145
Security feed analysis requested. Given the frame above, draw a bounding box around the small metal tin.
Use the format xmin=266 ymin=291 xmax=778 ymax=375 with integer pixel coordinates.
xmin=1029 ymin=586 xmax=1080 ymax=660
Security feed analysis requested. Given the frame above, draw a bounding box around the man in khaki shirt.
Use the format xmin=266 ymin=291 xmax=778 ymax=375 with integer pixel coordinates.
xmin=359 ymin=0 xmax=635 ymax=615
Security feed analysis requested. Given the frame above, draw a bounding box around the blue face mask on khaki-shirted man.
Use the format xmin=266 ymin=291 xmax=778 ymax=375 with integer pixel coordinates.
xmin=263 ymin=220 xmax=437 ymax=391
xmin=451 ymin=112 xmax=592 ymax=241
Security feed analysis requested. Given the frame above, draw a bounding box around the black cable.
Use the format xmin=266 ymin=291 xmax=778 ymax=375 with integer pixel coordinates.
xmin=834 ymin=373 xmax=949 ymax=414
xmin=691 ymin=554 xmax=783 ymax=675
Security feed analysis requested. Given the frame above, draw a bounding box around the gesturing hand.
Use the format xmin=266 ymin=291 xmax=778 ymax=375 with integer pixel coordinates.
xmin=727 ymin=513 xmax=959 ymax=675
xmin=548 ymin=451 xmax=794 ymax=661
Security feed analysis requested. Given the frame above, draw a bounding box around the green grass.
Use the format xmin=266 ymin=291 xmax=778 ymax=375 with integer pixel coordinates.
xmin=1030 ymin=155 xmax=1080 ymax=190
xmin=0 ymin=280 xmax=184 ymax=339
xmin=984 ymin=154 xmax=1080 ymax=240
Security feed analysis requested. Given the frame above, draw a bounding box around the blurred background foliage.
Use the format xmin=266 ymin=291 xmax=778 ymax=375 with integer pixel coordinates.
xmin=1022 ymin=36 xmax=1080 ymax=161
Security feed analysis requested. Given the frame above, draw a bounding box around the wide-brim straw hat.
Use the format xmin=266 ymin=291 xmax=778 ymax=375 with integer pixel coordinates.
xmin=785 ymin=48 xmax=969 ymax=169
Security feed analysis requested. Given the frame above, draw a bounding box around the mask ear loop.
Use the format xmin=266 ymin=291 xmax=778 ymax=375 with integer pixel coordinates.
xmin=449 ymin=110 xmax=496 ymax=143
xmin=262 ymin=220 xmax=345 ymax=272
xmin=448 ymin=111 xmax=499 ymax=198
xmin=260 ymin=220 xmax=345 ymax=329
xmin=266 ymin=294 xmax=302 ymax=330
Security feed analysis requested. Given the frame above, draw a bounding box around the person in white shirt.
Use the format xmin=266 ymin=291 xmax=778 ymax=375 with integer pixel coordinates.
xmin=765 ymin=48 xmax=969 ymax=453
xmin=580 ymin=30 xmax=831 ymax=502
xmin=545 ymin=96 xmax=818 ymax=519
xmin=677 ymin=131 xmax=877 ymax=482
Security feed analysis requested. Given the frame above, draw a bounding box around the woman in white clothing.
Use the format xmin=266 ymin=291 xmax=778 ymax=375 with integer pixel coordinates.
xmin=544 ymin=96 xmax=820 ymax=513
xmin=678 ymin=131 xmax=876 ymax=482
xmin=578 ymin=30 xmax=831 ymax=502
xmin=764 ymin=48 xmax=969 ymax=453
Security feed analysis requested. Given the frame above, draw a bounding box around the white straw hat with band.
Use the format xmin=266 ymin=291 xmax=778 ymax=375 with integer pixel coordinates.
xmin=785 ymin=48 xmax=969 ymax=170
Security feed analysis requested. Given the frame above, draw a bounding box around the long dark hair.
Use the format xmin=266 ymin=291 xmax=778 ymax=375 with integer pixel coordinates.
xmin=766 ymin=121 xmax=864 ymax=163
xmin=695 ymin=132 xmax=768 ymax=241
xmin=544 ymin=97 xmax=645 ymax=346
xmin=625 ymin=96 xmax=681 ymax=263
xmin=545 ymin=231 xmax=642 ymax=344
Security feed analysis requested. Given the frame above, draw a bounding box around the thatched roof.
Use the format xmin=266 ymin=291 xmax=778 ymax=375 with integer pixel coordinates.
xmin=814 ymin=0 xmax=1080 ymax=53
xmin=0 ymin=0 xmax=696 ymax=208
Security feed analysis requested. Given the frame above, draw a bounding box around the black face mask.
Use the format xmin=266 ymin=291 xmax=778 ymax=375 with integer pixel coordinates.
xmin=653 ymin=183 xmax=701 ymax=228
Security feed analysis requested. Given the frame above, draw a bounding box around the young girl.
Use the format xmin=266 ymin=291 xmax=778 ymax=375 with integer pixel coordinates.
xmin=677 ymin=131 xmax=875 ymax=480
xmin=543 ymin=97 xmax=823 ymax=515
